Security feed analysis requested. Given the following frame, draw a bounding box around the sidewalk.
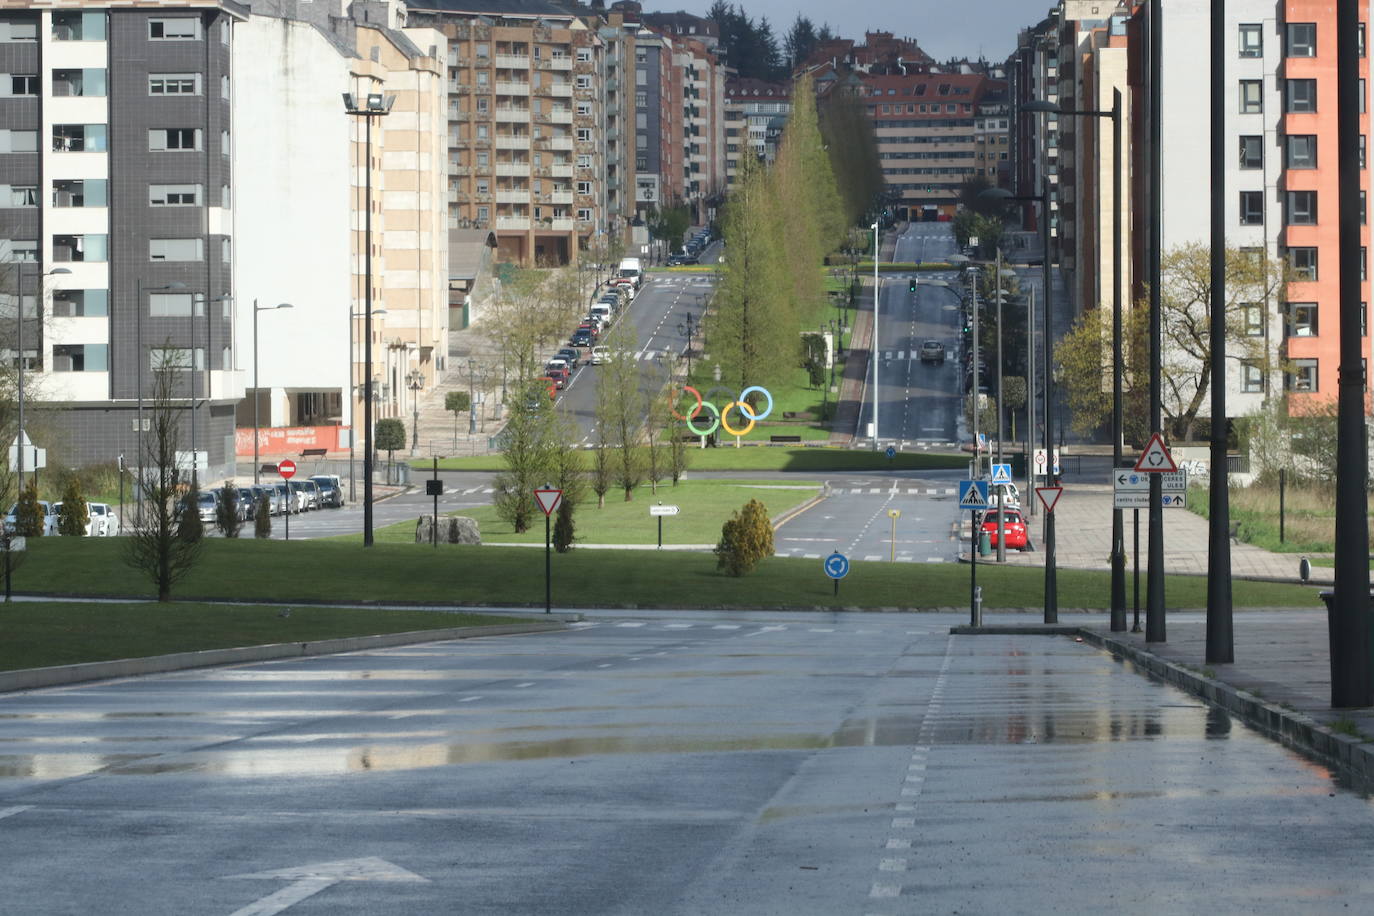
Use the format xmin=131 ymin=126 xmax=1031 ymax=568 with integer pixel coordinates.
xmin=961 ymin=483 xmax=1326 ymax=584
xmin=828 ymin=224 xmax=905 ymax=447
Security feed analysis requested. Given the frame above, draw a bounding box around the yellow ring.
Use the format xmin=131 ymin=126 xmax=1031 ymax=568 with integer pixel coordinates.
xmin=720 ymin=400 xmax=757 ymax=437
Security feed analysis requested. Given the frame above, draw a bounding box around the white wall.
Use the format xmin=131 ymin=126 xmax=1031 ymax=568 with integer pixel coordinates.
xmin=232 ymin=18 xmax=352 ymax=426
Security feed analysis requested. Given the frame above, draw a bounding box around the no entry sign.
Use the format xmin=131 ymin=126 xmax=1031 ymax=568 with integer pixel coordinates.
xmin=278 ymin=459 xmax=297 ymax=479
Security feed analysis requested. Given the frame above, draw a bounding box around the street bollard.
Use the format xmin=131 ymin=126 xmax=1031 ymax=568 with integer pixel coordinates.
xmin=1299 ymin=556 xmax=1311 ymax=582
xmin=972 ymin=585 xmax=983 ymax=628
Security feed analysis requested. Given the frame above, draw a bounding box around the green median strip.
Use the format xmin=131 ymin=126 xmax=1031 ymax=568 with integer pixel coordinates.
xmin=416 ymin=448 xmax=966 ymax=473
xmin=11 ymin=538 xmax=1322 ymax=614
xmin=0 ymin=600 xmax=527 ymax=673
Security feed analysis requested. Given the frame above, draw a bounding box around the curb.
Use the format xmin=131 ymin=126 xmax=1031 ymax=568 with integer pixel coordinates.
xmin=951 ymin=623 xmax=1374 ymax=787
xmin=0 ymin=621 xmax=568 ymax=694
xmin=772 ymin=489 xmax=828 ymax=530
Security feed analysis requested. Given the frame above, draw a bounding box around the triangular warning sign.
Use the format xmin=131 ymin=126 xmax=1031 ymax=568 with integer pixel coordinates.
xmin=533 ymin=488 xmax=563 ymax=516
xmin=1133 ymin=432 xmax=1177 ymax=473
xmin=1036 ymin=486 xmax=1063 ymax=514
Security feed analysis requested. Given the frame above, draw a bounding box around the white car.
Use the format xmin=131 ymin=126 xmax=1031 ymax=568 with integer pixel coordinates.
xmin=50 ymin=501 xmax=118 ymax=536
xmin=590 ymin=346 xmax=608 ymax=365
xmin=4 ymin=500 xmax=58 ymax=536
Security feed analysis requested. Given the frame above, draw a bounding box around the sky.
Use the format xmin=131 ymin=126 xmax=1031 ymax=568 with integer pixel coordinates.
xmin=681 ymin=0 xmax=1038 ymax=64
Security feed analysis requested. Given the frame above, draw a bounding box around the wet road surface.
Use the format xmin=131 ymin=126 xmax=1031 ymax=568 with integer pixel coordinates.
xmin=1 ymin=611 xmax=1372 ymax=913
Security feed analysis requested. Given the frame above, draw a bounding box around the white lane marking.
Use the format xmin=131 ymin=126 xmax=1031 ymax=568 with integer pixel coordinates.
xmin=0 ymin=806 xmax=33 ymax=821
xmin=224 ymin=857 xmax=428 ymax=916
xmin=515 ymin=682 xmax=535 ymax=688
xmin=803 ymin=553 xmax=820 ymax=559
xmin=744 ymin=625 xmax=786 ymax=638
xmin=568 ymin=622 xmax=598 ymax=628
xmin=616 ymin=622 xmax=646 ymax=628
xmin=900 ymin=787 xmax=921 ymax=796
xmin=597 ymin=664 xmax=612 ymax=668
xmin=864 ymin=555 xmax=881 ymax=561
xmin=463 ymin=486 xmax=482 ymax=494
xmin=870 ymin=884 xmax=901 ymax=899
xmin=482 ymin=488 xmax=495 ymax=494
xmin=809 ymin=628 xmax=835 ymax=633
xmin=459 ymin=696 xmax=482 ymax=703
xmin=868 ymin=488 xmax=881 ymax=494
xmin=886 ymin=838 xmax=912 ymax=850
xmin=663 ymin=623 xmax=692 ymax=629
xmin=711 ymin=624 xmax=741 ymax=630
xmin=891 ymin=818 xmax=915 ymax=829
xmin=879 ymin=859 xmax=908 ymax=872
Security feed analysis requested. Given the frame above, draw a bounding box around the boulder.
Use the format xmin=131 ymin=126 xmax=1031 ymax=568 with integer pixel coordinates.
xmin=415 ymin=515 xmax=481 ymax=545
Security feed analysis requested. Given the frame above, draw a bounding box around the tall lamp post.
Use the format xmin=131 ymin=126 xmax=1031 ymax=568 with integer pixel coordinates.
xmin=467 ymin=358 xmax=477 ymax=435
xmin=407 ymin=367 xmax=423 ymax=451
xmin=980 ymin=177 xmax=1056 ymax=622
xmin=1022 ymin=90 xmax=1125 ymax=629
xmin=13 ymin=265 xmax=70 ymax=494
xmin=870 ymin=220 xmax=880 ymax=449
xmin=344 ymin=91 xmax=395 ymax=548
xmin=252 ymin=301 xmax=293 ymax=485
xmin=676 ymin=311 xmax=696 ymax=376
xmin=347 ymin=308 xmax=386 ymax=513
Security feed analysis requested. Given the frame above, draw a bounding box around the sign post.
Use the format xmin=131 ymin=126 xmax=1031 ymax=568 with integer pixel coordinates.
xmin=959 ymin=480 xmax=989 ymax=626
xmin=426 ymin=458 xmax=443 ymax=547
xmin=650 ymin=503 xmax=679 ymax=549
xmin=533 ymin=485 xmax=563 ymax=614
xmin=277 ymin=459 xmax=297 ymax=541
xmin=823 ymin=551 xmax=849 ymax=599
xmin=887 ymin=508 xmax=901 ymax=561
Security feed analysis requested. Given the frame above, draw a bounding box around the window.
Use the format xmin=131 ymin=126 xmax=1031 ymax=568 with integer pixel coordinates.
xmin=148 ymin=128 xmax=201 ymax=151
xmin=52 ymin=179 xmax=106 ymax=207
xmin=148 ymin=293 xmax=199 ymax=317
xmin=635 ymin=91 xmax=647 ymax=107
xmin=1240 ymin=361 xmax=1265 ymax=393
xmin=1286 ymin=23 xmax=1316 ymax=57
xmin=148 ymin=347 xmax=204 ymax=370
xmin=576 ymin=181 xmax=591 ymax=194
xmin=577 ymin=102 xmax=591 ymax=115
xmin=1287 ymin=358 xmax=1318 ymax=391
xmin=1286 ymin=303 xmax=1318 ymax=337
xmin=0 ymin=185 xmax=37 ymax=208
xmin=576 ymin=128 xmax=591 ymax=141
xmin=1362 ymin=135 xmax=1368 ymax=169
xmin=0 ymin=17 xmax=37 ymax=42
xmin=53 ymin=344 xmax=107 ymax=372
xmin=1286 ymin=135 xmax=1317 ymax=168
xmin=0 ymin=130 xmax=36 ymax=153
xmin=1286 ymin=190 xmax=1317 ymax=225
xmin=149 ymin=183 xmax=201 ymax=206
xmin=1 ymin=240 xmax=37 ymax=261
xmin=1361 ymin=23 xmax=1368 ymax=58
xmin=4 ymin=74 xmax=37 ymax=96
xmin=1285 ymin=79 xmax=1317 ymax=113
xmin=52 ymin=234 xmax=107 ymax=262
xmin=1239 ymin=191 xmax=1264 ymax=224
xmin=51 ymin=289 xmax=107 ymax=317
xmin=476 ymin=98 xmax=488 ymax=113
xmin=576 ymin=207 xmax=591 ymax=221
xmin=51 ymin=68 xmax=106 ymax=97
xmin=1241 ymin=302 xmax=1265 ymax=335
xmin=149 ymin=238 xmax=204 ymax=261
xmin=635 ymin=156 xmax=647 ymax=170
xmin=476 ymin=71 xmax=488 ymax=86
xmin=1239 ymin=24 xmax=1262 ymax=57
xmin=52 ymin=12 xmax=105 ymax=41
xmin=577 ymin=154 xmax=592 ymax=168
xmin=476 ymin=206 xmax=489 ymax=221
xmin=576 ymin=48 xmax=591 ymax=62
xmin=149 ymin=73 xmax=201 ymax=95
xmin=1239 ymin=135 xmax=1263 ymax=169
xmin=53 ymin=124 xmax=106 ymax=152
xmin=149 ymin=18 xmax=201 ymax=41
xmin=1289 ymin=246 xmax=1318 ymax=280
xmin=1239 ymin=80 xmax=1263 ymax=114
xmin=576 ymin=75 xmax=591 ymax=89
xmin=221 ymin=238 xmax=231 ymax=263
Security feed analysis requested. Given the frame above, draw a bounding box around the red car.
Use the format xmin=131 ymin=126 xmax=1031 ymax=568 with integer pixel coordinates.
xmin=980 ymin=508 xmax=1030 ymax=551
xmin=545 ymin=366 xmax=569 ymax=390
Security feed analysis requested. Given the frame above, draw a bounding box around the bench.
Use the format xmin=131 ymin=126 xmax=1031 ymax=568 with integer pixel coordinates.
xmin=301 ymin=448 xmax=328 ymax=458
xmin=770 ymin=435 xmax=803 ymax=443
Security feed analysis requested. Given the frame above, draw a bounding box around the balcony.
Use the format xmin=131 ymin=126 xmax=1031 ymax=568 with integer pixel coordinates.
xmin=496 ymin=189 xmax=529 ymax=203
xmin=550 ymin=164 xmax=573 ymax=178
xmin=450 ymin=165 xmax=472 ymax=176
xmin=550 ymin=190 xmax=574 ymax=205
xmin=495 ymin=82 xmax=530 ymax=96
xmin=606 ymin=127 xmax=620 ymax=141
xmin=496 ymin=162 xmax=530 ymax=176
xmin=547 ymin=57 xmax=573 ymax=70
xmin=495 ymin=107 xmax=530 ymax=122
xmin=549 ymin=138 xmax=573 ymax=151
xmin=449 ymin=110 xmax=470 ymax=122
xmin=549 ymin=110 xmax=573 ymax=124
xmin=495 ymin=135 xmax=531 ymax=149
xmin=606 ymin=78 xmax=620 ymax=92
xmin=448 ymin=190 xmax=469 ymax=204
xmin=496 ymin=216 xmax=531 ymax=230
xmin=495 ymin=54 xmax=528 ymax=69
xmin=539 ymin=83 xmax=573 ymax=98
xmin=550 ymin=218 xmax=574 ymax=231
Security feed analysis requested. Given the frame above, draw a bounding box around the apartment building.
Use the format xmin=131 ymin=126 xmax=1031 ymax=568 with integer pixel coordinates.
xmin=406 ymin=1 xmax=604 ymax=266
xmin=673 ymin=36 xmax=725 ymax=220
xmin=632 ymin=27 xmax=681 ymax=219
xmin=724 ymin=78 xmax=790 ymax=190
xmin=0 ymin=1 xmax=245 ymax=475
xmin=862 ymin=72 xmax=1005 ymax=220
xmin=1005 ymin=13 xmax=1061 ymax=251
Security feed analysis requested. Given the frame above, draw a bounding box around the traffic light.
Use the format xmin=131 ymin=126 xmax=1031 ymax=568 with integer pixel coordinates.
xmin=908 ymin=279 xmax=917 ymax=293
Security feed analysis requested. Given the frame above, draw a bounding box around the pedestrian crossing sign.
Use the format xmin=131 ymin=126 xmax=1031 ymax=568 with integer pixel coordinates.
xmin=990 ymin=463 xmax=1012 ymax=484
xmin=958 ymin=480 xmax=989 ymax=510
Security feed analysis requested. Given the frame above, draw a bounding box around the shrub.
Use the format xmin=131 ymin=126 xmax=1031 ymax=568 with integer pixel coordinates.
xmin=14 ymin=483 xmax=44 ymax=537
xmin=552 ymin=499 xmax=575 ymax=553
xmin=216 ymin=481 xmax=242 ymax=538
xmin=715 ymin=498 xmax=773 ymax=576
xmin=177 ymin=485 xmax=204 ymax=543
xmin=254 ymin=494 xmax=272 ymax=539
xmin=56 ymin=479 xmax=89 ymax=536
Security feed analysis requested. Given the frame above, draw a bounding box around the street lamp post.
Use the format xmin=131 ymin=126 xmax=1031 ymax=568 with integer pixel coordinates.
xmin=871 ymin=220 xmax=880 ymax=449
xmin=13 ymin=265 xmax=70 ymax=494
xmin=407 ymin=367 xmax=423 ymax=451
xmin=1022 ymin=92 xmax=1125 ymax=629
xmin=344 ymin=91 xmax=395 ymax=548
xmin=676 ymin=311 xmax=696 ymax=376
xmin=467 ymin=358 xmax=477 ymax=435
xmin=252 ymin=300 xmax=293 ymax=485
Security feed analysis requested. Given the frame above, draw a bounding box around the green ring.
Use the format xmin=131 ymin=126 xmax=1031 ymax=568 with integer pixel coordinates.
xmin=684 ymin=400 xmax=720 ymax=436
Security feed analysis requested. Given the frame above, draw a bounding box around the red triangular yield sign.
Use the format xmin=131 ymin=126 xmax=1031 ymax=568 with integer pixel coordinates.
xmin=533 ymin=488 xmax=563 ymax=516
xmin=1133 ymin=432 xmax=1177 ymax=472
xmin=1036 ymin=486 xmax=1063 ymax=514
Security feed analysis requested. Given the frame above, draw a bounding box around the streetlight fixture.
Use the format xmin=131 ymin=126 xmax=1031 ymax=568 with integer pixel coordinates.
xmin=13 ymin=264 xmax=70 ymax=494
xmin=677 ymin=311 xmax=696 ymax=376
xmin=1023 ymin=91 xmax=1125 ymax=630
xmin=344 ymin=90 xmax=395 ymax=548
xmin=252 ymin=300 xmax=293 ymax=484
xmin=407 ymin=367 xmax=424 ymax=451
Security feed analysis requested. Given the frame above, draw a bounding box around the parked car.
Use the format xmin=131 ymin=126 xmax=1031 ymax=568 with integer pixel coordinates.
xmin=591 ymin=345 xmax=608 ymax=365
xmin=51 ymin=500 xmax=114 ymax=536
xmin=177 ymin=490 xmax=219 ymax=525
xmin=989 ymin=482 xmax=1020 ymax=508
xmin=310 ymin=475 xmax=344 ymax=508
xmin=571 ymin=327 xmax=595 ymax=348
xmin=556 ymin=347 xmax=582 ymax=370
xmin=274 ymin=482 xmax=301 ymax=514
xmin=980 ymin=508 xmax=1030 ymax=551
xmin=589 ymin=304 xmax=612 ymax=324
xmin=666 ymin=254 xmax=690 ymax=266
xmin=545 ymin=365 xmax=569 ymax=390
xmin=289 ymin=479 xmax=320 ymax=511
xmin=213 ymin=487 xmax=247 ymax=523
xmin=920 ymin=340 xmax=946 ymax=364
xmin=3 ymin=500 xmax=58 ymax=536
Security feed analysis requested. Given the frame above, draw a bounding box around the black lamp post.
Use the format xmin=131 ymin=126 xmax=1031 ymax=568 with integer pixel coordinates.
xmin=677 ymin=311 xmax=696 ymax=376
xmin=407 ymin=367 xmax=423 ymax=451
xmin=343 ymin=90 xmax=394 ymax=548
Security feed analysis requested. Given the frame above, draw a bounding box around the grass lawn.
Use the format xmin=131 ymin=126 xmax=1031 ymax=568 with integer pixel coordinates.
xmin=0 ymin=601 xmax=528 ymax=672
xmin=11 ymin=538 xmax=1322 ymax=612
xmin=418 ymin=448 xmax=966 ymax=474
xmin=366 ymin=478 xmax=820 ymax=546
xmin=1188 ymin=483 xmax=1373 ymax=554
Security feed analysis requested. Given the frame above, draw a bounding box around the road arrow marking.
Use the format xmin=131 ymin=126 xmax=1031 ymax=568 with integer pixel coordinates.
xmin=224 ymin=857 xmax=428 ymax=916
xmin=0 ymin=805 xmax=33 ymax=821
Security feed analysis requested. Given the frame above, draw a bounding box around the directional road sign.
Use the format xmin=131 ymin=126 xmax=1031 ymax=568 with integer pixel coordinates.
xmin=824 ymin=552 xmax=850 ymax=580
xmin=990 ymin=463 xmax=1013 ymax=484
xmin=1113 ymin=491 xmax=1188 ymax=510
xmin=958 ymin=480 xmax=989 ymax=510
xmin=1032 ymin=448 xmax=1060 ymax=477
xmin=1134 ymin=432 xmax=1178 ymax=472
xmin=1113 ymin=469 xmax=1187 ymax=492
xmin=649 ymin=504 xmax=679 ymax=516
xmin=885 ymin=445 xmax=896 ymax=460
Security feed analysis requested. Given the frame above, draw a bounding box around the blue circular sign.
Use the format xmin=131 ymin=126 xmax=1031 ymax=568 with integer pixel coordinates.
xmin=824 ymin=552 xmax=850 ymax=580
xmin=885 ymin=445 xmax=896 ymax=460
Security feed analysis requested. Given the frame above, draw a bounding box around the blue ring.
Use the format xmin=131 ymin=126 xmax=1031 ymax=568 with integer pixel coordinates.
xmin=738 ymin=386 xmax=773 ymax=421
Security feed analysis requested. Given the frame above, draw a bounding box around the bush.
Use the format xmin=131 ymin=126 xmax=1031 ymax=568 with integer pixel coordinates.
xmin=715 ymin=498 xmax=773 ymax=576
xmin=177 ymin=485 xmax=204 ymax=543
xmin=552 ymin=499 xmax=575 ymax=553
xmin=14 ymin=483 xmax=44 ymax=537
xmin=254 ymin=494 xmax=272 ymax=539
xmin=216 ymin=481 xmax=242 ymax=538
xmin=56 ymin=479 xmax=89 ymax=536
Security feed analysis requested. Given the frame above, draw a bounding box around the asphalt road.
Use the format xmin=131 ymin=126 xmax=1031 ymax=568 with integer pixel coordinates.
xmin=2 ymin=610 xmax=1372 ymax=912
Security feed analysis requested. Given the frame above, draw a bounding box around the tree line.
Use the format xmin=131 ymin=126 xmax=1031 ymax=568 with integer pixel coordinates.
xmin=704 ymin=4 xmax=838 ymax=81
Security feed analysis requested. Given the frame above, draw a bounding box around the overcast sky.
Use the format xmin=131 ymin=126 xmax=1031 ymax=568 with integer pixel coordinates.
xmin=678 ymin=0 xmax=1040 ymax=64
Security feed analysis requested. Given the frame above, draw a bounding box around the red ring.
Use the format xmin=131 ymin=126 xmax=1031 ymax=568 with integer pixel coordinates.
xmin=671 ymin=385 xmax=705 ymax=421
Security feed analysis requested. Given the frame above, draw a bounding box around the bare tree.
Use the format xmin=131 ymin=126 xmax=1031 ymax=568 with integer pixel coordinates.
xmin=124 ymin=349 xmax=201 ymax=601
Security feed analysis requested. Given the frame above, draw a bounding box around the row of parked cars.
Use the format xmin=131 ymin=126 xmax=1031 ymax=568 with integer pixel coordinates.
xmin=2 ymin=500 xmax=121 ymax=537
xmin=189 ymin=475 xmax=346 ymax=523
xmin=545 ymin=282 xmax=637 ymax=388
xmin=666 ymin=228 xmax=715 ymax=266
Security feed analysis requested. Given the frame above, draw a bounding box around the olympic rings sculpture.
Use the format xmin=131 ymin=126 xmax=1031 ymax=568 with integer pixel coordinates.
xmin=672 ymin=385 xmax=773 ymax=437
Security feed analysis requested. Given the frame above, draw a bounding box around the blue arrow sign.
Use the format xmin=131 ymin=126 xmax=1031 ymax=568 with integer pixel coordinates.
xmin=990 ymin=463 xmax=1012 ymax=484
xmin=958 ymin=480 xmax=989 ymax=510
xmin=824 ymin=552 xmax=850 ymax=580
xmin=885 ymin=445 xmax=896 ymax=460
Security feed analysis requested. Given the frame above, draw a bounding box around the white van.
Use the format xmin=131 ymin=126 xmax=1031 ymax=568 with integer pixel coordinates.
xmin=589 ymin=303 xmax=612 ymax=324
xmin=617 ymin=257 xmax=642 ymax=290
